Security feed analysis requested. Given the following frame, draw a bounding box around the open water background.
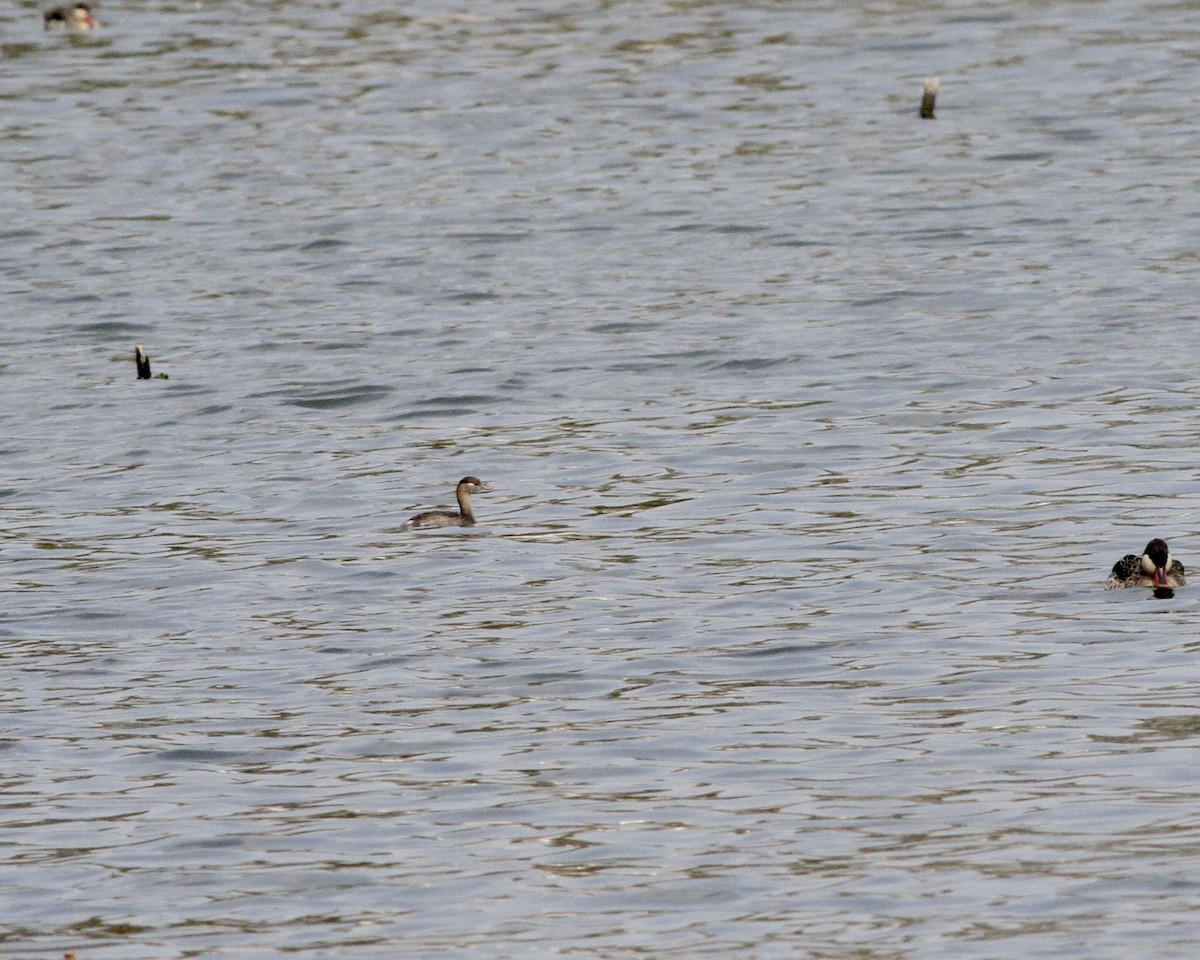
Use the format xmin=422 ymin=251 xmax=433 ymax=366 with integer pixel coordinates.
xmin=4 ymin=0 xmax=1200 ymax=957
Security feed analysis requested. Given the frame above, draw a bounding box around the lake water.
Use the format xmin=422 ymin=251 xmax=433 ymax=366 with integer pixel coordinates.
xmin=5 ymin=0 xmax=1200 ymax=957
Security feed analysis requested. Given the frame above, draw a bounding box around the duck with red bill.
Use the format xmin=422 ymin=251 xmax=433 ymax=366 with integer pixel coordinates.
xmin=1105 ymin=538 xmax=1186 ymax=589
xmin=44 ymin=4 xmax=98 ymax=30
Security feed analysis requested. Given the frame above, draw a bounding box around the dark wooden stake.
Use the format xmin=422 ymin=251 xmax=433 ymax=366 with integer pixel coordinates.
xmin=920 ymin=77 xmax=939 ymax=119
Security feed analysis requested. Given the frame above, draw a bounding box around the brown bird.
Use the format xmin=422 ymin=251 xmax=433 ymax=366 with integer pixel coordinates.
xmin=1106 ymin=538 xmax=1186 ymax=589
xmin=44 ymin=4 xmax=98 ymax=30
xmin=406 ymin=477 xmax=491 ymax=529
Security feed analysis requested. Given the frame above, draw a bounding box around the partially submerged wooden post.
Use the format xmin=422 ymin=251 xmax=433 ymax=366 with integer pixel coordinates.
xmin=920 ymin=77 xmax=939 ymax=119
xmin=134 ymin=345 xmax=168 ymax=379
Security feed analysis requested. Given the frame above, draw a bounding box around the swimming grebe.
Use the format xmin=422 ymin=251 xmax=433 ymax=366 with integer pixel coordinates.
xmin=406 ymin=476 xmax=490 ymax=529
xmin=1106 ymin=538 xmax=1186 ymax=589
xmin=44 ymin=4 xmax=98 ymax=30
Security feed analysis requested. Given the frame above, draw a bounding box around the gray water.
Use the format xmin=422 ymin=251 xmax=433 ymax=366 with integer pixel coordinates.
xmin=5 ymin=0 xmax=1200 ymax=957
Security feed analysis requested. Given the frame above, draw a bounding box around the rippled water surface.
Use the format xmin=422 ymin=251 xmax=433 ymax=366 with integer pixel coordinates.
xmin=6 ymin=0 xmax=1200 ymax=957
